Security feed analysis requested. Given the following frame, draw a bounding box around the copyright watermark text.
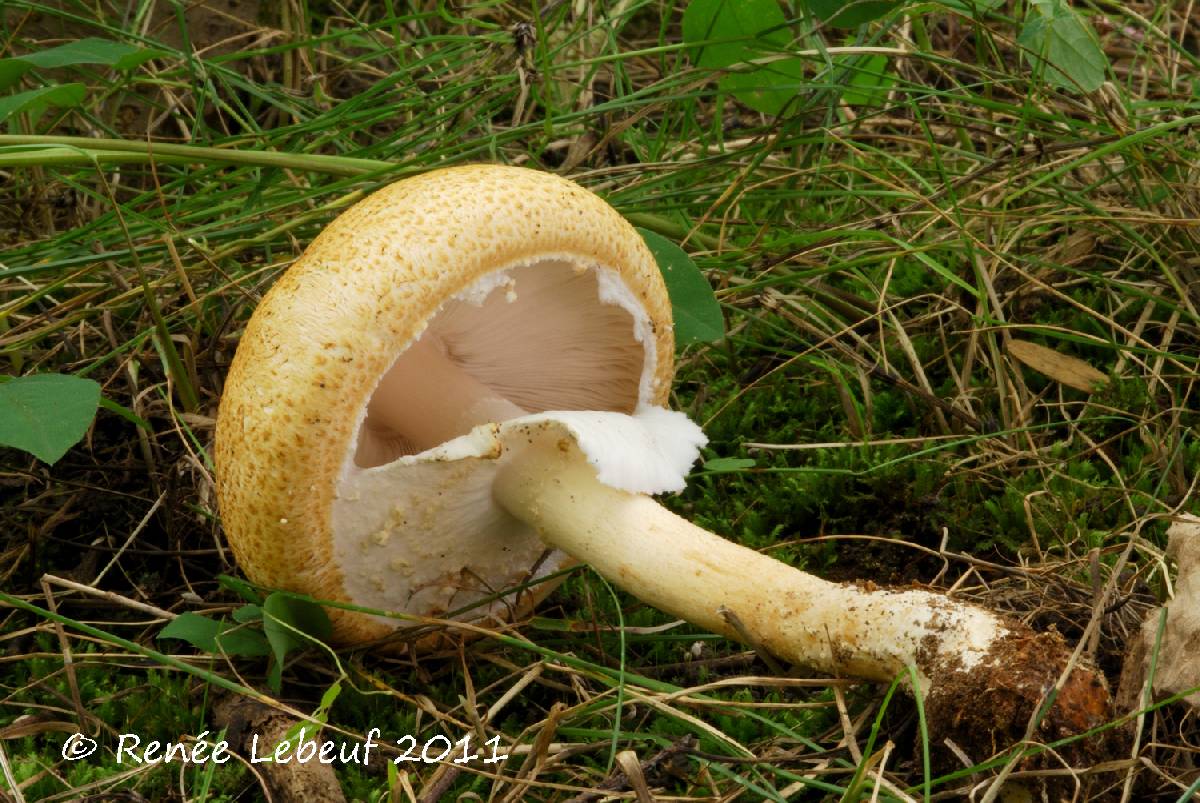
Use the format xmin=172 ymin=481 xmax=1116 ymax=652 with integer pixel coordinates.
xmin=60 ymin=728 xmax=509 ymax=766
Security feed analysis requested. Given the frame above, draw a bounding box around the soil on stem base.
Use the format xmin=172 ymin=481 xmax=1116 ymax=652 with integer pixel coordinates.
xmin=924 ymin=628 xmax=1126 ymax=796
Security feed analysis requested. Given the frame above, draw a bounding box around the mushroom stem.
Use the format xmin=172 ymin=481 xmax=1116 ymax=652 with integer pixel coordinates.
xmin=494 ymin=439 xmax=1006 ymax=687
xmin=494 ymin=436 xmax=1120 ymax=758
xmin=493 ymin=437 xmax=1116 ymax=750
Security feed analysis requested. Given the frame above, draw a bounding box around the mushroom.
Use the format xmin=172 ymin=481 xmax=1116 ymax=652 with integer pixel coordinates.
xmin=215 ymin=165 xmax=1115 ymax=750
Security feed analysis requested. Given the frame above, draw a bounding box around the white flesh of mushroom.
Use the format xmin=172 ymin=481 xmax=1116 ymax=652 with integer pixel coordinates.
xmin=333 ymin=258 xmax=1008 ymax=690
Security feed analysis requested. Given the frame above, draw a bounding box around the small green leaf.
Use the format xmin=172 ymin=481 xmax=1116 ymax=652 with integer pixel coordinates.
xmin=0 ymin=83 xmax=87 ymax=125
xmin=159 ymin=613 xmax=221 ymax=651
xmin=307 ymin=681 xmax=342 ymax=729
xmin=637 ymin=229 xmax=724 ymax=345
xmin=1018 ymin=0 xmax=1107 ymax=92
xmin=158 ymin=612 xmax=271 ymax=657
xmin=0 ymin=374 xmax=100 ymax=464
xmin=20 ymin=38 xmax=161 ymax=71
xmin=682 ymin=0 xmax=805 ymax=115
xmin=802 ymin=0 xmax=904 ymax=28
xmin=0 ymin=38 xmax=163 ymax=91
xmin=261 ymin=593 xmax=332 ymax=693
xmin=317 ymin=679 xmax=343 ymax=714
xmin=215 ymin=626 xmax=272 ymax=657
xmin=703 ymin=457 xmax=757 ymax=472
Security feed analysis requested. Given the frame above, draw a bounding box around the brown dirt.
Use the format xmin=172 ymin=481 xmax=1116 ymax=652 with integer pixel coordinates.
xmin=3 ymin=0 xmax=266 ymax=139
xmin=925 ymin=628 xmax=1129 ymax=797
xmin=4 ymin=0 xmax=262 ymax=55
xmin=213 ymin=693 xmax=347 ymax=803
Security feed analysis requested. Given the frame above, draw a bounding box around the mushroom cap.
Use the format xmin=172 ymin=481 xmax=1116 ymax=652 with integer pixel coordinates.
xmin=215 ymin=165 xmax=675 ymax=644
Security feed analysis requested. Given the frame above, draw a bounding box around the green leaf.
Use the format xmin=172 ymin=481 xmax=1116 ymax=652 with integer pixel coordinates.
xmin=215 ymin=626 xmax=272 ymax=657
xmin=262 ymin=594 xmax=333 ymax=649
xmin=19 ymin=38 xmax=160 ymax=71
xmin=684 ymin=0 xmax=778 ymax=71
xmin=0 ymin=374 xmax=100 ymax=464
xmin=0 ymin=83 xmax=87 ymax=125
xmin=718 ymin=65 xmax=806 ymax=116
xmin=802 ymin=0 xmax=904 ymax=28
xmin=1018 ymin=0 xmax=1107 ymax=92
xmin=682 ymin=0 xmax=805 ymax=115
xmin=261 ymin=593 xmax=333 ymax=693
xmin=159 ymin=613 xmax=221 ymax=650
xmin=637 ymin=229 xmax=725 ymax=345
xmin=316 ymin=679 xmax=342 ymax=718
xmin=312 ymin=682 xmax=342 ymax=730
xmin=158 ymin=612 xmax=271 ymax=657
xmin=703 ymin=457 xmax=757 ymax=472
xmin=0 ymin=38 xmax=163 ymax=91
xmin=839 ymin=54 xmax=894 ymax=106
